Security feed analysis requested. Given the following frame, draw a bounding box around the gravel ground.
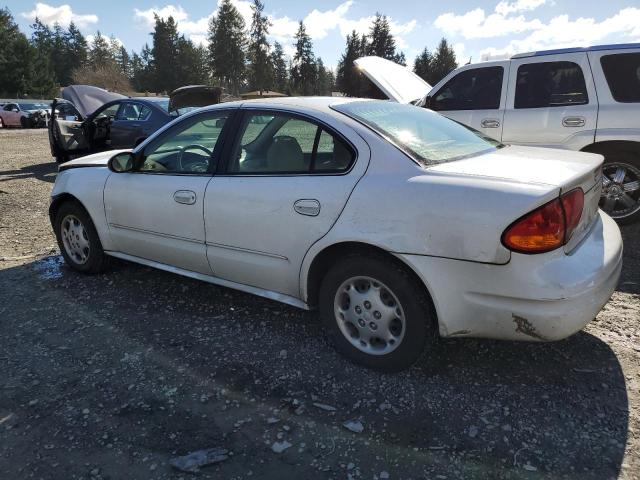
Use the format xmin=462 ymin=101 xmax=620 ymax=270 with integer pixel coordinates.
xmin=0 ymin=128 xmax=639 ymax=480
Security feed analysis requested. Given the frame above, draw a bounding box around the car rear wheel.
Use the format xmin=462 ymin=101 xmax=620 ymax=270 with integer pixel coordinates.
xmin=319 ymin=254 xmax=436 ymax=372
xmin=599 ymin=154 xmax=640 ymax=225
xmin=20 ymin=116 xmax=30 ymax=128
xmin=54 ymin=201 xmax=107 ymax=274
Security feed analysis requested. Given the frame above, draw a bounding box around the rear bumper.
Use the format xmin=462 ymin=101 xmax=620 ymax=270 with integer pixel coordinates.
xmin=399 ymin=211 xmax=623 ymax=341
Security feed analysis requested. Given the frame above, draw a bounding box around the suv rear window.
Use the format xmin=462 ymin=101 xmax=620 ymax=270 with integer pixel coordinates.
xmin=515 ymin=61 xmax=588 ymax=109
xmin=600 ymin=53 xmax=640 ymax=103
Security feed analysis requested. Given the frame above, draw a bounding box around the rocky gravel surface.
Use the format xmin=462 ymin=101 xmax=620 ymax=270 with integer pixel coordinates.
xmin=0 ymin=128 xmax=639 ymax=479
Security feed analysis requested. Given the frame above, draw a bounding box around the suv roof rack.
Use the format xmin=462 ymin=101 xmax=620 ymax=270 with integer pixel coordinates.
xmin=511 ymin=43 xmax=640 ymax=59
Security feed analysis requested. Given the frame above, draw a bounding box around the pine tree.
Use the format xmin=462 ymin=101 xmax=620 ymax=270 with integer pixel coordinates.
xmin=208 ymin=0 xmax=246 ymax=95
xmin=430 ymin=38 xmax=457 ymax=85
xmin=367 ymin=13 xmax=395 ymax=60
xmin=247 ymin=0 xmax=273 ymax=92
xmin=176 ymin=36 xmax=209 ymax=86
xmin=270 ymin=41 xmax=288 ymax=93
xmin=336 ymin=30 xmax=367 ymax=97
xmin=0 ymin=8 xmax=33 ymax=97
xmin=151 ymin=15 xmax=180 ymax=93
xmin=290 ymin=21 xmax=316 ymax=95
xmin=315 ymin=57 xmax=331 ymax=96
xmin=65 ymin=22 xmax=88 ymax=79
xmin=413 ymin=47 xmax=433 ymax=83
xmin=89 ymin=31 xmax=116 ymax=69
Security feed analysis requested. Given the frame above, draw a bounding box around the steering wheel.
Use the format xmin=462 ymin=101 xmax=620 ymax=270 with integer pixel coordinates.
xmin=177 ymin=144 xmax=212 ymax=172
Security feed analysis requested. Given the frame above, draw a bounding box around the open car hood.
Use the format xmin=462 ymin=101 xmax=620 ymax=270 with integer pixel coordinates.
xmin=61 ymin=85 xmax=127 ymax=117
xmin=168 ymin=85 xmax=222 ymax=113
xmin=354 ymin=56 xmax=432 ymax=104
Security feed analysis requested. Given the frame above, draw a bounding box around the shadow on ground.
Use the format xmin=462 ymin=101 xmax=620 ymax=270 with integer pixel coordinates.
xmin=0 ymin=161 xmax=57 ymax=184
xmin=0 ymin=249 xmax=631 ymax=479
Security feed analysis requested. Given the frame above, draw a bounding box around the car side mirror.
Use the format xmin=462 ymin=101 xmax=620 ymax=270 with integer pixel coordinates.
xmin=108 ymin=151 xmax=134 ymax=173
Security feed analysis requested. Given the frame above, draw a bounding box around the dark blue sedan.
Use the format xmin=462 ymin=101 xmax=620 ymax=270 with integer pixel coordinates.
xmin=49 ymin=85 xmax=221 ymax=163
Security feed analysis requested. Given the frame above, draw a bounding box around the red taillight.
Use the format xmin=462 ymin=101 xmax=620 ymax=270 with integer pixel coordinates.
xmin=502 ymin=188 xmax=584 ymax=254
xmin=560 ymin=188 xmax=584 ymax=242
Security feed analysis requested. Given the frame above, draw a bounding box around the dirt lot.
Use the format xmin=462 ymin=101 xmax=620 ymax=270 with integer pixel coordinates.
xmin=0 ymin=128 xmax=639 ymax=480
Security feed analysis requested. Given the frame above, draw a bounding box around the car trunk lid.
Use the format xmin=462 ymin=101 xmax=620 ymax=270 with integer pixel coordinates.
xmin=428 ymin=145 xmax=604 ymax=252
xmin=354 ymin=56 xmax=432 ymax=104
xmin=168 ymin=85 xmax=222 ymax=114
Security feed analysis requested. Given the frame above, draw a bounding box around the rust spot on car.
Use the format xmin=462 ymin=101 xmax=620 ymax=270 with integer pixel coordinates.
xmin=512 ymin=314 xmax=547 ymax=341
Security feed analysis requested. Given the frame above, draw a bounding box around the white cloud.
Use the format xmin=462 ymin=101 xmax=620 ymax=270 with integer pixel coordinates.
xmin=133 ymin=5 xmax=189 ymax=27
xmin=480 ymin=7 xmax=640 ymax=58
xmin=495 ymin=0 xmax=547 ymax=16
xmin=434 ymin=8 xmax=542 ymax=39
xmin=21 ymin=2 xmax=98 ymax=29
xmin=304 ymin=1 xmax=353 ymax=39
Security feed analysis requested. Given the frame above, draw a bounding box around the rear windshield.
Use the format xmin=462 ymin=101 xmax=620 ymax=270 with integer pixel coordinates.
xmin=332 ymin=100 xmax=502 ymax=166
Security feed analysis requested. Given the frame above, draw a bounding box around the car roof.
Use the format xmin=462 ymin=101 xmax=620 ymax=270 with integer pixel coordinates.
xmin=198 ymin=96 xmax=370 ymax=117
xmin=130 ymin=96 xmax=169 ymax=103
xmin=511 ymin=42 xmax=640 ymax=59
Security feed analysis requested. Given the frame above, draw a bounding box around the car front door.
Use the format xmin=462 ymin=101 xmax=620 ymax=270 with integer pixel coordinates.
xmin=103 ymin=109 xmax=232 ymax=274
xmin=110 ymin=101 xmax=148 ymax=149
xmin=501 ymin=53 xmax=598 ymax=150
xmin=204 ymin=108 xmax=370 ymax=298
xmin=3 ymin=104 xmax=20 ymax=126
xmin=428 ymin=64 xmax=508 ymax=141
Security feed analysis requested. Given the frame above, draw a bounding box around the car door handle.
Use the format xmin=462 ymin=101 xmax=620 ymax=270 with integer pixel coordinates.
xmin=293 ymin=199 xmax=320 ymax=216
xmin=480 ymin=119 xmax=500 ymax=128
xmin=174 ymin=190 xmax=196 ymax=205
xmin=563 ymin=116 xmax=586 ymax=127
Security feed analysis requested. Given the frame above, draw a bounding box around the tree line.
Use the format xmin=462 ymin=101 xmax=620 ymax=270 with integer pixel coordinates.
xmin=0 ymin=2 xmax=458 ymax=100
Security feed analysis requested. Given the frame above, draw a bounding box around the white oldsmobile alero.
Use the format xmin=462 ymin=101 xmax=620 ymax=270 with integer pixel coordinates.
xmin=49 ymin=97 xmax=623 ymax=371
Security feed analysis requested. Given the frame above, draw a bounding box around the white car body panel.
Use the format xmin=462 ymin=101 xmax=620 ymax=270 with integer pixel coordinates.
xmin=51 ymin=98 xmax=623 ymax=343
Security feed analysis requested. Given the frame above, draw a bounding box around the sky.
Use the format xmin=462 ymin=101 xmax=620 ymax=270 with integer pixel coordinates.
xmin=4 ymin=0 xmax=640 ymax=70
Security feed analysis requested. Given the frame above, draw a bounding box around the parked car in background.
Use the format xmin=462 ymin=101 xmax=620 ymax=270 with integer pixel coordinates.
xmin=49 ymin=84 xmax=221 ymax=163
xmin=0 ymin=100 xmax=50 ymax=128
xmin=356 ymin=43 xmax=640 ymax=223
xmin=49 ymin=97 xmax=622 ymax=371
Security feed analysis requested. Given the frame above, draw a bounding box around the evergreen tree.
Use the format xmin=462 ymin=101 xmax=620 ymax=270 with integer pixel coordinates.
xmin=65 ymin=22 xmax=88 ymax=79
xmin=247 ymin=0 xmax=273 ymax=91
xmin=0 ymin=8 xmax=33 ymax=96
xmin=176 ymin=36 xmax=209 ymax=86
xmin=429 ymin=38 xmax=457 ymax=84
xmin=413 ymin=47 xmax=433 ymax=82
xmin=151 ymin=15 xmax=180 ymax=92
xmin=290 ymin=21 xmax=316 ymax=95
xmin=208 ymin=0 xmax=246 ymax=95
xmin=28 ymin=18 xmax=58 ymax=96
xmin=270 ymin=41 xmax=288 ymax=93
xmin=89 ymin=31 xmax=116 ymax=69
xmin=336 ymin=30 xmax=368 ymax=97
xmin=315 ymin=57 xmax=331 ymax=96
xmin=366 ymin=13 xmax=395 ymax=59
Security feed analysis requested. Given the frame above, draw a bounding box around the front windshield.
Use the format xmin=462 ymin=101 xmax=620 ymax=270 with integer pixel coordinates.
xmin=19 ymin=102 xmax=48 ymax=110
xmin=332 ymin=100 xmax=503 ymax=166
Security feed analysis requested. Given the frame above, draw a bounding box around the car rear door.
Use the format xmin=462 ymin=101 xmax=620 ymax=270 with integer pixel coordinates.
xmin=427 ymin=63 xmax=509 ymax=141
xmin=110 ymin=101 xmax=147 ymax=149
xmin=501 ymin=52 xmax=598 ymax=150
xmin=103 ymin=109 xmax=232 ymax=274
xmin=204 ymin=107 xmax=370 ymax=298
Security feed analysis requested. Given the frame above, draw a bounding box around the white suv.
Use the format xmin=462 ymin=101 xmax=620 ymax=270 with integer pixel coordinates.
xmin=356 ymin=44 xmax=640 ymax=223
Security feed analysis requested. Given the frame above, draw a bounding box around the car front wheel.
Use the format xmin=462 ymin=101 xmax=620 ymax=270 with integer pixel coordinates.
xmin=319 ymin=254 xmax=436 ymax=372
xmin=54 ymin=201 xmax=107 ymax=274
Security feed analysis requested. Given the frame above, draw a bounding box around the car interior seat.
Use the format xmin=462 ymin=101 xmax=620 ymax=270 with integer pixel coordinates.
xmin=266 ymin=135 xmax=306 ymax=172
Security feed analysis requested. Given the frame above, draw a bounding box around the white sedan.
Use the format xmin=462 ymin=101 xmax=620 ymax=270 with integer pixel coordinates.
xmin=50 ymin=97 xmax=623 ymax=371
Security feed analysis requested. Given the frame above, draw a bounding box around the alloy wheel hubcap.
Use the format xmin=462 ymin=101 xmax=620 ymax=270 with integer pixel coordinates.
xmin=334 ymin=276 xmax=406 ymax=355
xmin=61 ymin=215 xmax=90 ymax=264
xmin=600 ymin=163 xmax=640 ymax=219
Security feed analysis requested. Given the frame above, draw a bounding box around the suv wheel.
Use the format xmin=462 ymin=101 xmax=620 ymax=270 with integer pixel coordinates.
xmin=600 ymin=154 xmax=640 ymax=224
xmin=319 ymin=254 xmax=436 ymax=372
xmin=54 ymin=201 xmax=107 ymax=274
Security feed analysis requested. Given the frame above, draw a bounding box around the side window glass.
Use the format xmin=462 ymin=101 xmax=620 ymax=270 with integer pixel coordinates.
xmin=228 ymin=113 xmax=354 ymax=174
xmin=138 ymin=105 xmax=152 ymax=120
xmin=314 ymin=129 xmax=354 ymax=172
xmin=515 ymin=61 xmax=588 ymax=109
xmin=139 ymin=112 xmax=228 ymax=174
xmin=96 ymin=103 xmax=121 ymax=119
xmin=601 ymin=53 xmax=640 ymax=103
xmin=432 ymin=67 xmax=504 ymax=111
xmin=117 ymin=103 xmax=141 ymax=121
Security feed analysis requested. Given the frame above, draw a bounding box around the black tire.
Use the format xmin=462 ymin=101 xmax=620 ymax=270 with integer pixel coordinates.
xmin=600 ymin=153 xmax=640 ymax=225
xmin=53 ymin=201 xmax=108 ymax=274
xmin=54 ymin=154 xmax=70 ymax=164
xmin=319 ymin=253 xmax=437 ymax=372
xmin=20 ymin=116 xmax=31 ymax=128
